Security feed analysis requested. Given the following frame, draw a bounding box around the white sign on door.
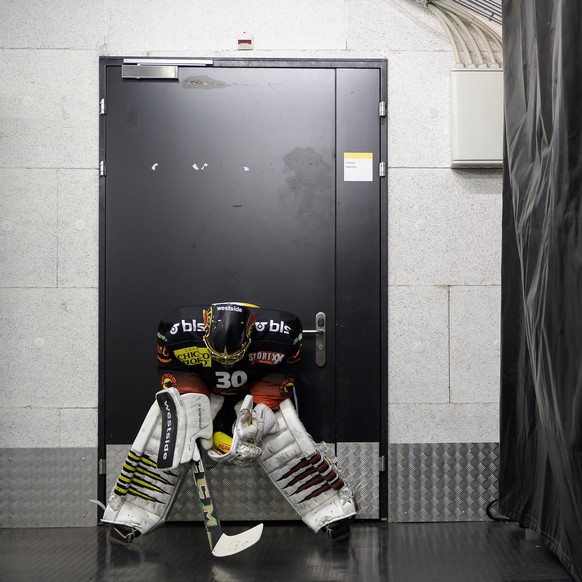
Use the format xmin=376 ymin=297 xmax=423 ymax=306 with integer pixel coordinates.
xmin=344 ymin=152 xmax=373 ymax=182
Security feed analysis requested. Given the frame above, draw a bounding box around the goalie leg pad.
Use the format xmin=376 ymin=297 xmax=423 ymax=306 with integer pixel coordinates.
xmin=101 ymin=388 xmax=217 ymax=537
xmin=258 ymin=399 xmax=357 ymax=533
xmin=102 ymin=454 xmax=187 ymax=536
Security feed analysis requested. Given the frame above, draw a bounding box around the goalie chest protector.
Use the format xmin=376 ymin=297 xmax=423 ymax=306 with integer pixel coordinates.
xmin=157 ymin=304 xmax=303 ymax=395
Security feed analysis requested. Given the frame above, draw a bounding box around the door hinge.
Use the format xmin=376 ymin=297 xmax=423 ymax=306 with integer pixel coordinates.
xmin=100 ymin=161 xmax=106 ymax=177
xmin=98 ymin=458 xmax=107 ymax=475
xmin=379 ymin=455 xmax=386 ymax=472
xmin=379 ymin=161 xmax=386 ymax=177
xmin=99 ymin=98 xmax=106 ymax=115
xmin=379 ymin=101 xmax=386 ymax=117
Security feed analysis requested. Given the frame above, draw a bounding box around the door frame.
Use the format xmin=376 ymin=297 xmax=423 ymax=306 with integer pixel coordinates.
xmin=98 ymin=56 xmax=388 ymax=518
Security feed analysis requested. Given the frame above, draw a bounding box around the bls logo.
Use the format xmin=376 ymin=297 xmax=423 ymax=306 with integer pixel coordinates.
xmin=170 ymin=319 xmax=205 ymax=334
xmin=255 ymin=320 xmax=291 ymax=334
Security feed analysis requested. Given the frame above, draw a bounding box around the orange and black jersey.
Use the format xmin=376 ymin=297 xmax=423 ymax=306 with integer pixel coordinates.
xmin=156 ymin=304 xmax=303 ymax=398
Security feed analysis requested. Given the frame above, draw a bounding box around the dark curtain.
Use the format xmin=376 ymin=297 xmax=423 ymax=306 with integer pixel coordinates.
xmin=500 ymin=2 xmax=582 ymax=581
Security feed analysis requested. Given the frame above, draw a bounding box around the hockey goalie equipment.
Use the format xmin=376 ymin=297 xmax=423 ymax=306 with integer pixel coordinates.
xmin=212 ymin=431 xmax=233 ymax=453
xmin=109 ymin=523 xmax=142 ymax=545
xmin=191 ymin=446 xmax=263 ymax=556
xmin=259 ymin=399 xmax=357 ymax=534
xmin=101 ymin=388 xmax=215 ymax=538
xmin=207 ymin=395 xmax=262 ymax=466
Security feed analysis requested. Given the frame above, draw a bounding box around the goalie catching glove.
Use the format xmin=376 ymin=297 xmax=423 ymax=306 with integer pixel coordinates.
xmin=207 ymin=395 xmax=278 ymax=466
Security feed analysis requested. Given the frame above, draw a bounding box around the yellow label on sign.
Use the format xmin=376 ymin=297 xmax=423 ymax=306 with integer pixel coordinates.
xmin=344 ymin=152 xmax=374 ymax=182
xmin=174 ymin=346 xmax=212 ymax=367
xmin=344 ymin=152 xmax=373 ymax=159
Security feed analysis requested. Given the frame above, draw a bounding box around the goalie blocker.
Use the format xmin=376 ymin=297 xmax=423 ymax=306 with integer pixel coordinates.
xmin=102 ymin=388 xmax=356 ymax=542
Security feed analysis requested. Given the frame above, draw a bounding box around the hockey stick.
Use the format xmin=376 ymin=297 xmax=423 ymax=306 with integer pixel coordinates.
xmin=191 ymin=445 xmax=263 ymax=557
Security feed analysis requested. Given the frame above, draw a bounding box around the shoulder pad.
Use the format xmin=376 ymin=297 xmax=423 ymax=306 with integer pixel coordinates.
xmin=253 ymin=309 xmax=301 ymax=336
xmin=248 ymin=309 xmax=303 ymax=365
xmin=159 ymin=305 xmax=207 ymax=339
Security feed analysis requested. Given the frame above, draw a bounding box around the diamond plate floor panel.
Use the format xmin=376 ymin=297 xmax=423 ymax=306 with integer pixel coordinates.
xmin=0 ymin=522 xmax=573 ymax=582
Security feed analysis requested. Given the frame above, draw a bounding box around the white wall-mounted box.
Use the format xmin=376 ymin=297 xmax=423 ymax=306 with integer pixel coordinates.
xmin=451 ymin=68 xmax=504 ymax=168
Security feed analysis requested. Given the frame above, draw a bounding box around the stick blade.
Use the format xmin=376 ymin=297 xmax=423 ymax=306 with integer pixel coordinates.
xmin=211 ymin=523 xmax=264 ymax=557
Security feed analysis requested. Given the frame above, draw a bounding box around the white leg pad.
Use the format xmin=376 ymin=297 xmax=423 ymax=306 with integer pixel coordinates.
xmin=258 ymin=399 xmax=357 ymax=533
xmin=101 ymin=456 xmax=186 ymax=535
xmin=102 ymin=389 xmax=218 ymax=536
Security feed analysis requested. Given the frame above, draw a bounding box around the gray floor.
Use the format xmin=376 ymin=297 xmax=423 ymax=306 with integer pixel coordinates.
xmin=0 ymin=521 xmax=573 ymax=581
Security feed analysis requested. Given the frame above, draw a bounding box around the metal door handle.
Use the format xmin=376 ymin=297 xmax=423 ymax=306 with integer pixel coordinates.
xmin=303 ymin=312 xmax=326 ymax=367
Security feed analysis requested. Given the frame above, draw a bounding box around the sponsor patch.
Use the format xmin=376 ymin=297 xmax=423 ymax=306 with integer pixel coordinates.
xmin=174 ymin=346 xmax=212 ymax=367
xmin=254 ymin=320 xmax=291 ymax=334
xmin=279 ymin=377 xmax=295 ymax=397
xmin=248 ymin=351 xmax=286 ymax=366
xmin=161 ymin=373 xmax=177 ymax=389
xmin=156 ymin=391 xmax=178 ymax=469
xmin=216 ymin=304 xmax=242 ymax=312
xmin=169 ymin=319 xmax=205 ymax=335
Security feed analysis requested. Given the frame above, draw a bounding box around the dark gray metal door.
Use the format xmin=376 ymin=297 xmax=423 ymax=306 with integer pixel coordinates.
xmin=100 ymin=58 xmax=387 ymax=516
